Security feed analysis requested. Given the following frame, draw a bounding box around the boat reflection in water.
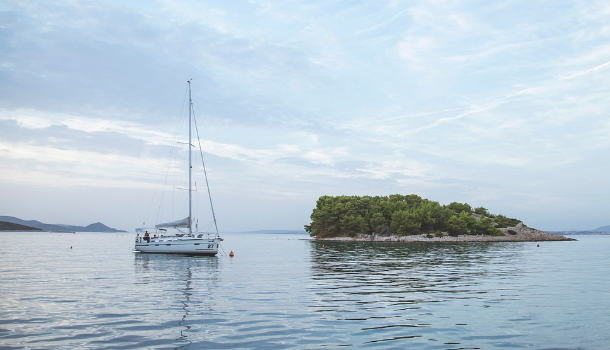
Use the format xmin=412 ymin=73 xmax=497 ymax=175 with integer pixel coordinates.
xmin=133 ymin=254 xmax=220 ymax=349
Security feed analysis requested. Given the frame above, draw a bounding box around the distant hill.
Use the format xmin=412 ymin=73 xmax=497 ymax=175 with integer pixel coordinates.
xmin=551 ymin=224 xmax=610 ymax=235
xmin=0 ymin=216 xmax=126 ymax=232
xmin=552 ymin=231 xmax=610 ymax=236
xmin=0 ymin=221 xmax=43 ymax=231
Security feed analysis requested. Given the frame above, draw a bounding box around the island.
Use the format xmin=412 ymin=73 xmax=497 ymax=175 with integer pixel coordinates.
xmin=0 ymin=216 xmax=126 ymax=233
xmin=304 ymin=195 xmax=574 ymax=242
xmin=0 ymin=221 xmax=43 ymax=232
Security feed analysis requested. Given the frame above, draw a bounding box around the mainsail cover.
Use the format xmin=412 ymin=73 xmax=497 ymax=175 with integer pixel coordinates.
xmin=156 ymin=217 xmax=190 ymax=228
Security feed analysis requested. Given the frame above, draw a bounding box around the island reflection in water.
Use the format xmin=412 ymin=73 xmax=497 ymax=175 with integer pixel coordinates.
xmin=308 ymin=240 xmax=529 ymax=348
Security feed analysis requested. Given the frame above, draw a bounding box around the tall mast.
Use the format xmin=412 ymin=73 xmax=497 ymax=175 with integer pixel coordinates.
xmin=188 ymin=79 xmax=193 ymax=236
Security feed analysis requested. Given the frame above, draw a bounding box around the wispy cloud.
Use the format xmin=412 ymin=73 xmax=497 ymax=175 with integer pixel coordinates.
xmin=1 ymin=0 xmax=610 ymax=230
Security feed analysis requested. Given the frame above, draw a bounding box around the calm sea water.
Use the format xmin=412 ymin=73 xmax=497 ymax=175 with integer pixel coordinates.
xmin=1 ymin=231 xmax=609 ymax=349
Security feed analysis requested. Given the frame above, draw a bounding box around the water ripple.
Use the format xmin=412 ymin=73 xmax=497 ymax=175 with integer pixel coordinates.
xmin=1 ymin=233 xmax=609 ymax=349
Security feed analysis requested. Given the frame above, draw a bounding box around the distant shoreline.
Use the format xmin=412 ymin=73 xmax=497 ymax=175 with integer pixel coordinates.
xmin=315 ymin=224 xmax=576 ymax=243
xmin=0 ymin=217 xmax=126 ymax=233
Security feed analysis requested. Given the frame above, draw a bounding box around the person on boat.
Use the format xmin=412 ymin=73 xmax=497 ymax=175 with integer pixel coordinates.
xmin=136 ymin=233 xmax=140 ymax=242
xmin=144 ymin=231 xmax=150 ymax=243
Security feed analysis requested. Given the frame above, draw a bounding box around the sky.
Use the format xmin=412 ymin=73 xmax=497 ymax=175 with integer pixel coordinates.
xmin=1 ymin=0 xmax=609 ymax=232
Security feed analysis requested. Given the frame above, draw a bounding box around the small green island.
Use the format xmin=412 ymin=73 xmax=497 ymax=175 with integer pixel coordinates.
xmin=305 ymin=194 xmax=574 ymax=242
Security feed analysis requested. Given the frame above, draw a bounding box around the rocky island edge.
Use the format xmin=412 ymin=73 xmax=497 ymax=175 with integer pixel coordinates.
xmin=316 ymin=222 xmax=575 ymax=242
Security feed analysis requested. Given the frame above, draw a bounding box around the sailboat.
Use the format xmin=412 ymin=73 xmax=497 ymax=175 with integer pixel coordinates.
xmin=135 ymin=80 xmax=222 ymax=255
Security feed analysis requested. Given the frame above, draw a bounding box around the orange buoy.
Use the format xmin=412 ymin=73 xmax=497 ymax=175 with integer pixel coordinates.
xmin=229 ymin=250 xmax=234 ymax=257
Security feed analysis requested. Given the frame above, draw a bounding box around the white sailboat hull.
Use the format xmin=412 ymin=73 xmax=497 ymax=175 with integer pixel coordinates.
xmin=135 ymin=237 xmax=220 ymax=255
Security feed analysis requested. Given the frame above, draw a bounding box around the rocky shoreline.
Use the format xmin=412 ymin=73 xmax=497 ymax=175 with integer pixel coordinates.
xmin=316 ymin=223 xmax=576 ymax=242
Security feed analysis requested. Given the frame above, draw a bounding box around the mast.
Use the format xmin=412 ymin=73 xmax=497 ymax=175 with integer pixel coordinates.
xmin=188 ymin=79 xmax=193 ymax=236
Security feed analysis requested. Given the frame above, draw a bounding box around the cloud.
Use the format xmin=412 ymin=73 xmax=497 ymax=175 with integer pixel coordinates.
xmin=0 ymin=139 xmax=163 ymax=188
xmin=559 ymin=60 xmax=610 ymax=81
xmin=397 ymin=36 xmax=437 ymax=63
xmin=2 ymin=0 xmax=610 ymax=230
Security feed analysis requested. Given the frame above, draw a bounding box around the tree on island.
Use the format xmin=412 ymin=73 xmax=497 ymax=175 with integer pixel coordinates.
xmin=304 ymin=194 xmax=522 ymax=238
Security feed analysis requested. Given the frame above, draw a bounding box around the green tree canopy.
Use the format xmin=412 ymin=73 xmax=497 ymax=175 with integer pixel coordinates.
xmin=305 ymin=195 xmax=519 ymax=238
